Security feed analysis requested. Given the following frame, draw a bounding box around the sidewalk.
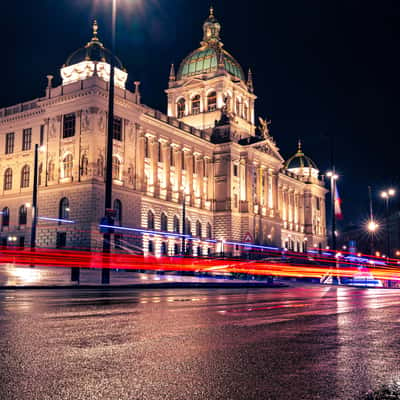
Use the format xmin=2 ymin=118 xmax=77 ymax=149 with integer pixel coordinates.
xmin=0 ymin=264 xmax=281 ymax=289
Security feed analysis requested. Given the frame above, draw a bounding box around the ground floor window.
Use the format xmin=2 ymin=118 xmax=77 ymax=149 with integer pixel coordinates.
xmin=148 ymin=240 xmax=154 ymax=254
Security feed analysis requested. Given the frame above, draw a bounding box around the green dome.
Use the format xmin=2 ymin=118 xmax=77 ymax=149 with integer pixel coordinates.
xmin=285 ymin=142 xmax=318 ymax=170
xmin=64 ymin=20 xmax=124 ymax=70
xmin=177 ymin=47 xmax=244 ymax=81
xmin=177 ymin=7 xmax=245 ymax=82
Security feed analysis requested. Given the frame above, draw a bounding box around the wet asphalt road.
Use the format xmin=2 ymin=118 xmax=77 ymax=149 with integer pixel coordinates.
xmin=1 ymin=285 xmax=400 ymax=400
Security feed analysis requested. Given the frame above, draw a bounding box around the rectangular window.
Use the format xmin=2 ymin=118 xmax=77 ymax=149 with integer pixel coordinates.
xmin=63 ymin=113 xmax=76 ymax=138
xmin=182 ymin=152 xmax=186 ymax=170
xmin=193 ymin=156 xmax=197 ymax=173
xmin=316 ymin=197 xmax=320 ymax=211
xmin=5 ymin=132 xmax=14 ymax=154
xmin=233 ymin=164 xmax=238 ymax=177
xmin=113 ymin=116 xmax=122 ymax=141
xmin=144 ymin=137 xmax=149 ymax=158
xmin=158 ymin=142 xmax=163 ymax=162
xmin=22 ymin=128 xmax=32 ymax=151
xmin=170 ymin=147 xmax=175 ymax=167
xmin=40 ymin=125 xmax=45 ymax=146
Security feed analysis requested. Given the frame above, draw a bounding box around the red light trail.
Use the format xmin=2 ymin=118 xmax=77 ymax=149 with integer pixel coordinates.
xmin=0 ymin=247 xmax=399 ymax=282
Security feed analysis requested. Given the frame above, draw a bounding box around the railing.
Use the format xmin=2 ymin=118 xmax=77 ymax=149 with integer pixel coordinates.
xmin=145 ymin=109 xmax=208 ymax=140
xmin=0 ymin=99 xmax=40 ymax=119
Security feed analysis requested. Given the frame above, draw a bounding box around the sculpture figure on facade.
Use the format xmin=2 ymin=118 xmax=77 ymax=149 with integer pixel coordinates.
xmin=258 ymin=116 xmax=272 ymax=138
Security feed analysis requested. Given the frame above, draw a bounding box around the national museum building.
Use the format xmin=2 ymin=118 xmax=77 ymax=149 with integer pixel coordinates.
xmin=0 ymin=8 xmax=327 ymax=255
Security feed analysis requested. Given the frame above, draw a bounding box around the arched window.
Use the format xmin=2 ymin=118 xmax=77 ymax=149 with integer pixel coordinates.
xmin=185 ymin=218 xmax=191 ymax=236
xmin=63 ymin=154 xmax=73 ymax=178
xmin=59 ymin=197 xmax=69 ymax=221
xmin=112 ymin=156 xmax=121 ymax=180
xmin=207 ymin=91 xmax=217 ymax=112
xmin=113 ymin=199 xmax=122 ymax=225
xmin=173 ymin=215 xmax=180 ymax=233
xmin=148 ymin=240 xmax=154 ymax=254
xmin=20 ymin=165 xmax=30 ymax=188
xmin=48 ymin=160 xmax=55 ymax=182
xmin=196 ymin=220 xmax=202 ymax=238
xmin=19 ymin=205 xmax=27 ymax=225
xmin=192 ymin=95 xmax=201 ymax=115
xmin=147 ymin=210 xmax=155 ymax=229
xmin=81 ymin=155 xmax=88 ymax=176
xmin=3 ymin=168 xmax=12 ymax=191
xmin=177 ymin=98 xmax=186 ymax=118
xmin=2 ymin=207 xmax=9 ymax=227
xmin=160 ymin=212 xmax=168 ymax=232
xmin=97 ymin=156 xmax=104 ymax=177
xmin=38 ymin=163 xmax=43 ymax=186
xmin=207 ymin=223 xmax=212 ymax=239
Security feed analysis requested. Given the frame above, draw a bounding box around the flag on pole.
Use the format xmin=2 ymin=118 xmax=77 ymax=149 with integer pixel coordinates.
xmin=335 ymin=185 xmax=343 ymax=220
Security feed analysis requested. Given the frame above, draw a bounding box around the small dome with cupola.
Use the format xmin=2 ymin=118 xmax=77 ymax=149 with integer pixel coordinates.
xmin=60 ymin=20 xmax=127 ymax=88
xmin=285 ymin=140 xmax=319 ymax=179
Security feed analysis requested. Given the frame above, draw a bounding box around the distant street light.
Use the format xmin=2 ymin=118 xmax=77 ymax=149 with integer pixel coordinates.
xmin=367 ymin=220 xmax=378 ymax=232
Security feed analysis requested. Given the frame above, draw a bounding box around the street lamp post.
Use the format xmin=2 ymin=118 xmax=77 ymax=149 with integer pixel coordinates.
xmin=102 ymin=0 xmax=117 ymax=284
xmin=181 ymin=189 xmax=186 ymax=255
xmin=326 ymin=170 xmax=339 ymax=285
xmin=366 ymin=185 xmax=378 ymax=255
xmin=381 ymin=188 xmax=395 ymax=261
xmin=30 ymin=144 xmax=39 ymax=250
xmin=326 ymin=171 xmax=339 ymax=251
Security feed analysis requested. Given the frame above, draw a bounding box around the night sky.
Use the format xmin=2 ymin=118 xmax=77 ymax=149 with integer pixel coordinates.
xmin=2 ymin=0 xmax=400 ymax=226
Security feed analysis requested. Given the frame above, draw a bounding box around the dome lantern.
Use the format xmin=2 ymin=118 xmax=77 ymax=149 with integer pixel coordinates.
xmin=176 ymin=7 xmax=245 ymax=82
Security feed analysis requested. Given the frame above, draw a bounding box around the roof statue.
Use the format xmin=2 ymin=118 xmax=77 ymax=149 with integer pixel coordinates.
xmin=258 ymin=116 xmax=272 ymax=138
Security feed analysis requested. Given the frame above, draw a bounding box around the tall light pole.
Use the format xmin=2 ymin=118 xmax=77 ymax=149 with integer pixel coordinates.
xmin=102 ymin=0 xmax=117 ymax=284
xmin=381 ymin=188 xmax=395 ymax=261
xmin=30 ymin=144 xmax=39 ymax=250
xmin=366 ymin=186 xmax=378 ymax=255
xmin=326 ymin=171 xmax=339 ymax=251
xmin=181 ymin=187 xmax=186 ymax=255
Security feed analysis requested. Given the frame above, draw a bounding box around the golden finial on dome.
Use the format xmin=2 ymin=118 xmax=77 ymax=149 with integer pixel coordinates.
xmin=92 ymin=20 xmax=99 ymax=41
xmin=210 ymin=5 xmax=214 ymax=16
xmin=298 ymin=139 xmax=303 ymax=152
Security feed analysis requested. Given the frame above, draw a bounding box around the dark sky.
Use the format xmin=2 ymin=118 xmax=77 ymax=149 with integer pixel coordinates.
xmin=2 ymin=0 xmax=400 ymax=225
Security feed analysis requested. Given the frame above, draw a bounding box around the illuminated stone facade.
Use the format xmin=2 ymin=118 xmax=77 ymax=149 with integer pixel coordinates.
xmin=0 ymin=10 xmax=327 ymax=255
